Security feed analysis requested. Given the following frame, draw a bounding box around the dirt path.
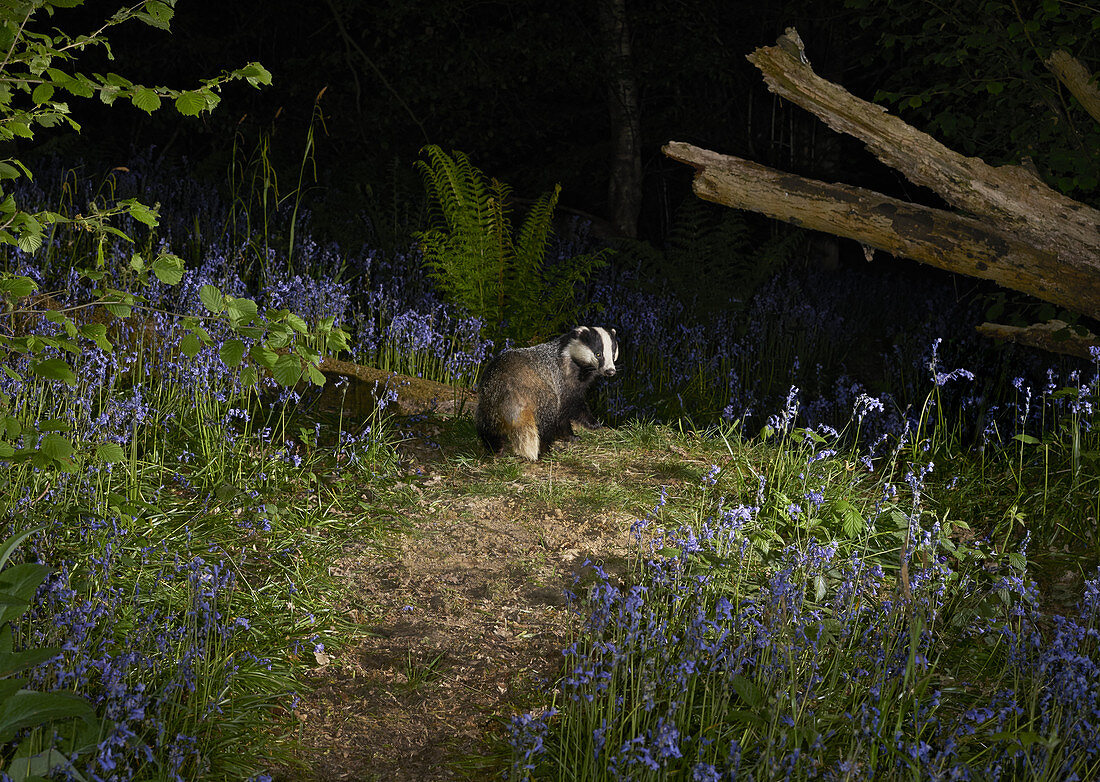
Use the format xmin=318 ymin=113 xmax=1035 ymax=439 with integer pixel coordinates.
xmin=278 ymin=413 xmax=680 ymax=781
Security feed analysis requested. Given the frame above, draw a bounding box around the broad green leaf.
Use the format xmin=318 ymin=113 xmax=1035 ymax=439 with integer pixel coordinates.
xmin=126 ymin=200 xmax=159 ymax=227
xmin=36 ymin=418 xmax=69 ymax=433
xmin=179 ymin=333 xmax=201 ymax=358
xmin=29 ymin=358 xmax=76 ymax=385
xmin=0 ymin=691 xmax=95 ymax=745
xmin=79 ymin=323 xmax=112 ymax=352
xmin=219 ymin=339 xmax=246 ymax=367
xmin=103 ymin=301 xmax=131 ymax=318
xmin=226 ymin=297 xmax=258 ymax=325
xmin=249 ymin=344 xmax=277 ymax=370
xmin=174 ymin=90 xmax=206 ymax=116
xmin=285 ymin=313 xmax=308 ymax=333
xmin=95 ymin=443 xmax=125 ymax=463
xmin=272 ymin=354 xmax=302 ymax=387
xmin=39 ymin=433 xmax=74 ymax=461
xmin=0 ymin=276 xmax=37 ymax=299
xmin=151 ymin=254 xmax=183 ymax=285
xmin=306 ymin=363 xmax=325 ymax=386
xmin=0 ymin=646 xmax=62 ymax=678
xmin=236 ymin=62 xmax=272 ymax=87
xmin=240 ymin=365 xmax=259 ymax=388
xmin=199 ymin=284 xmax=223 ymax=313
xmin=0 ymin=528 xmax=43 ymax=574
xmin=130 ymin=87 xmax=161 ymax=114
xmin=31 ymin=83 xmax=54 ymax=105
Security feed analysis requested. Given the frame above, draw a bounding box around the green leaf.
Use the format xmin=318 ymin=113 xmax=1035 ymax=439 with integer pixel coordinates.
xmin=125 ymin=200 xmax=159 ymax=227
xmin=29 ymin=359 xmax=76 ymax=385
xmin=236 ymin=62 xmax=272 ymax=88
xmin=219 ymin=339 xmax=246 ymax=367
xmin=306 ymin=363 xmax=325 ymax=386
xmin=36 ymin=418 xmax=69 ymax=433
xmin=0 ymin=528 xmax=44 ymax=574
xmin=0 ymin=691 xmax=95 ymax=745
xmin=730 ymin=674 xmax=762 ymax=708
xmin=79 ymin=323 xmax=112 ymax=352
xmin=199 ymin=284 xmax=224 ymax=313
xmin=174 ymin=90 xmax=207 ymax=116
xmin=95 ymin=443 xmax=125 ymax=463
xmin=1012 ymin=433 xmax=1040 ymax=445
xmin=249 ymin=344 xmax=277 ymax=370
xmin=151 ymin=254 xmax=184 ymax=285
xmin=0 ymin=276 xmax=37 ymax=299
xmin=0 ymin=647 xmax=63 ymax=679
xmin=130 ymin=87 xmax=161 ymax=114
xmin=39 ymin=433 xmax=74 ymax=461
xmin=272 ymin=354 xmax=302 ymax=387
xmin=285 ymin=313 xmax=309 ymax=333
xmin=30 ymin=84 xmax=54 ymax=105
xmin=226 ymin=297 xmax=258 ymax=325
xmin=240 ymin=365 xmax=259 ymax=388
xmin=179 ymin=333 xmax=201 ymax=358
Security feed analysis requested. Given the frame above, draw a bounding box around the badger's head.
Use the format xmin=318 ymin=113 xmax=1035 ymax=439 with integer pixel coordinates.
xmin=564 ymin=326 xmax=618 ymax=378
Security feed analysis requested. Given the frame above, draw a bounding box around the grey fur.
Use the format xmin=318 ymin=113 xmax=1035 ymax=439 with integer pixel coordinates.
xmin=476 ymin=326 xmax=619 ymax=461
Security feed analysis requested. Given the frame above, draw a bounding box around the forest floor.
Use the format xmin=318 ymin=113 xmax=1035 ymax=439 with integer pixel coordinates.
xmin=273 ymin=405 xmax=716 ymax=781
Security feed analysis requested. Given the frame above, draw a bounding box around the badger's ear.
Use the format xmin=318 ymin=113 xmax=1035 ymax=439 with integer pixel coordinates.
xmin=610 ymin=328 xmax=616 ymax=339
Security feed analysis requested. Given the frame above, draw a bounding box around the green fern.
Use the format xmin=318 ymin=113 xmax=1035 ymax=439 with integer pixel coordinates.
xmin=413 ymin=146 xmax=606 ymax=341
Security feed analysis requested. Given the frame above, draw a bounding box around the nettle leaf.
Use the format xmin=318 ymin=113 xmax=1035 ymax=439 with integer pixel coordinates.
xmin=131 ymin=87 xmax=161 ymax=113
xmin=219 ymin=339 xmax=246 ymax=367
xmin=30 ymin=358 xmax=76 ymax=385
xmin=151 ymin=254 xmax=184 ymax=285
xmin=174 ymin=90 xmax=207 ymax=116
xmin=124 ymin=199 xmax=159 ymax=227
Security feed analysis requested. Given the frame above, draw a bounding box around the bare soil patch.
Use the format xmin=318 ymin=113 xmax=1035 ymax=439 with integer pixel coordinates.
xmin=275 ymin=413 xmax=680 ymax=781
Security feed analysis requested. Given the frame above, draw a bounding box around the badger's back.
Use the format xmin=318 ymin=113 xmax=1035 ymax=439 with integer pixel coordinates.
xmin=475 ymin=347 xmax=560 ymax=462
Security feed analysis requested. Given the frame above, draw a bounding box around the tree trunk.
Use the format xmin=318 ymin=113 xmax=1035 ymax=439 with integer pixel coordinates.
xmin=663 ymin=28 xmax=1100 ymax=325
xmin=598 ymin=0 xmax=643 ymax=238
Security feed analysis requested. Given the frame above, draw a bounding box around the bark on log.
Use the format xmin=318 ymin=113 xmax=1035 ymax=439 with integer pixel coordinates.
xmin=1045 ymin=50 xmax=1100 ymax=127
xmin=975 ymin=320 xmax=1100 ymax=362
xmin=663 ymin=27 xmax=1100 ymax=326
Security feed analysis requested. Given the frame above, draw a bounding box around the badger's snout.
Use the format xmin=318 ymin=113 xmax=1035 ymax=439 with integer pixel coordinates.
xmin=602 ymin=366 xmax=616 ymax=377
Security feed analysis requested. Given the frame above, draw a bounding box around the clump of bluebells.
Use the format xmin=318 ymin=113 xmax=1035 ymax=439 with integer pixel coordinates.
xmin=510 ymin=419 xmax=1100 ymax=780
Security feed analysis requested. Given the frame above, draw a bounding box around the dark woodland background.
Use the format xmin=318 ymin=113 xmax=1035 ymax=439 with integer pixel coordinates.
xmin=30 ymin=0 xmax=1099 ymax=258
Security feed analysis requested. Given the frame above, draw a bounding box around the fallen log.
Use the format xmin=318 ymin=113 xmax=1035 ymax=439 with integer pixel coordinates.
xmin=663 ymin=28 xmax=1100 ymax=345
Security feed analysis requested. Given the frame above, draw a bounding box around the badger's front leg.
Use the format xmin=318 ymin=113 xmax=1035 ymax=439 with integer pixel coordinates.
xmin=573 ymin=400 xmax=603 ymax=430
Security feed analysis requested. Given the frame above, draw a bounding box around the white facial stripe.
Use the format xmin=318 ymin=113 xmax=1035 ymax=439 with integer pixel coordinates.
xmin=597 ymin=327 xmax=615 ymax=370
xmin=570 ymin=340 xmax=597 ymax=366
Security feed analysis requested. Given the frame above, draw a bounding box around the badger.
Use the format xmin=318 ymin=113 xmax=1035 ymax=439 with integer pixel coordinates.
xmin=475 ymin=326 xmax=619 ymax=461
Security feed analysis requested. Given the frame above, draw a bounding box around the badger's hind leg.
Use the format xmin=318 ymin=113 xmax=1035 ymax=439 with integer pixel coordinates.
xmin=507 ymin=405 xmax=541 ymax=461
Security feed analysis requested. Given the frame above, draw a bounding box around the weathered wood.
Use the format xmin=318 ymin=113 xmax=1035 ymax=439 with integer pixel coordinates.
xmin=975 ymin=320 xmax=1099 ymax=362
xmin=663 ymin=27 xmax=1100 ymax=334
xmin=663 ymin=142 xmax=1100 ymax=321
xmin=1045 ymin=50 xmax=1100 ymax=127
